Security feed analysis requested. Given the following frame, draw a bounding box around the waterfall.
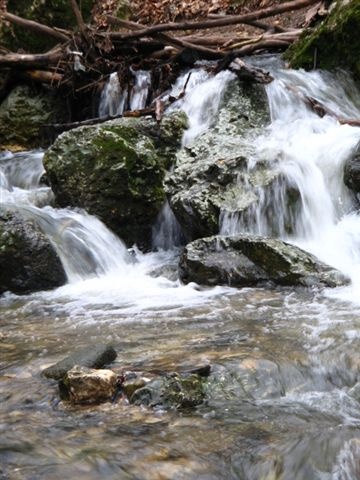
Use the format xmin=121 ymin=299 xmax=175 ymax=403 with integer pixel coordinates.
xmin=217 ymin=66 xmax=360 ymax=280
xmin=99 ymin=70 xmax=151 ymax=118
xmin=167 ymin=68 xmax=236 ymax=146
xmin=0 ymin=152 xmax=130 ymax=283
xmin=152 ymin=200 xmax=184 ymax=250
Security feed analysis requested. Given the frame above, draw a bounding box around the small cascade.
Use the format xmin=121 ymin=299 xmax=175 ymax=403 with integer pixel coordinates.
xmin=98 ymin=69 xmax=151 ymax=118
xmin=217 ymin=65 xmax=360 ymax=280
xmin=0 ymin=151 xmax=130 ymax=283
xmin=167 ymin=68 xmax=236 ymax=145
xmin=0 ymin=150 xmax=53 ymax=207
xmin=11 ymin=204 xmax=130 ymax=283
xmin=129 ymin=69 xmax=151 ymax=111
xmin=152 ymin=200 xmax=184 ymax=250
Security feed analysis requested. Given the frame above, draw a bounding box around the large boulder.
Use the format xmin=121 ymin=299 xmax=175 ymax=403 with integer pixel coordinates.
xmin=179 ymin=234 xmax=350 ymax=288
xmin=0 ymin=84 xmax=66 ymax=151
xmin=0 ymin=210 xmax=66 ymax=294
xmin=166 ymin=80 xmax=298 ymax=241
xmin=286 ymin=0 xmax=360 ymax=80
xmin=43 ymin=113 xmax=187 ymax=248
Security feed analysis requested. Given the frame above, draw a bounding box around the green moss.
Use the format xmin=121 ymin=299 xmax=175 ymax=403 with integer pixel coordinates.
xmin=1 ymin=0 xmax=94 ymax=52
xmin=286 ymin=0 xmax=360 ymax=79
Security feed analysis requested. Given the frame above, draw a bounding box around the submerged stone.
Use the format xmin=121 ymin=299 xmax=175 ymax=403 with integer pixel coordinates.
xmin=43 ymin=344 xmax=117 ymax=380
xmin=44 ymin=113 xmax=186 ymax=248
xmin=0 ymin=210 xmax=66 ymax=295
xmin=130 ymin=373 xmax=206 ymax=410
xmin=179 ymin=234 xmax=350 ymax=288
xmin=60 ymin=366 xmax=117 ymax=404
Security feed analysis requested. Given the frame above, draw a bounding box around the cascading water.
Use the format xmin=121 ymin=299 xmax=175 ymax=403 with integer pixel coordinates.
xmin=4 ymin=60 xmax=360 ymax=480
xmin=98 ymin=69 xmax=151 ymax=118
xmin=219 ymin=66 xmax=360 ymax=285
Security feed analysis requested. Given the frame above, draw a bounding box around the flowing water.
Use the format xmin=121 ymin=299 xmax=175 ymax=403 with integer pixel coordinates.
xmin=2 ymin=59 xmax=360 ymax=479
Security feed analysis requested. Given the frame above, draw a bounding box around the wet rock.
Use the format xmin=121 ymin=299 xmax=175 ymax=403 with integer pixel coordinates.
xmin=44 ymin=112 xmax=186 ymax=248
xmin=0 ymin=211 xmax=66 ymax=295
xmin=43 ymin=344 xmax=117 ymax=380
xmin=344 ymin=143 xmax=360 ymax=194
xmin=130 ymin=373 xmax=206 ymax=410
xmin=0 ymin=84 xmax=66 ymax=150
xmin=166 ymin=80 xmax=298 ymax=240
xmin=286 ymin=0 xmax=360 ymax=80
xmin=60 ymin=366 xmax=117 ymax=404
xmin=179 ymin=234 xmax=350 ymax=288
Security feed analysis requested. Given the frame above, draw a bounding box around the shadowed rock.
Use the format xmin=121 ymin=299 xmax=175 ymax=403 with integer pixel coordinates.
xmin=179 ymin=234 xmax=350 ymax=288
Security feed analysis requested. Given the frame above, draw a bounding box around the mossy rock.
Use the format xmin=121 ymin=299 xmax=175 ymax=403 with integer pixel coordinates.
xmin=179 ymin=234 xmax=350 ymax=288
xmin=1 ymin=0 xmax=94 ymax=53
xmin=0 ymin=84 xmax=66 ymax=150
xmin=130 ymin=373 xmax=206 ymax=410
xmin=44 ymin=113 xmax=186 ymax=248
xmin=286 ymin=0 xmax=360 ymax=80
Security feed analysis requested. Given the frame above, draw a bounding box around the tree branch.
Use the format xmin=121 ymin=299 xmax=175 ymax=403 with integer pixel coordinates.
xmin=3 ymin=12 xmax=70 ymax=43
xmin=108 ymin=0 xmax=319 ymax=40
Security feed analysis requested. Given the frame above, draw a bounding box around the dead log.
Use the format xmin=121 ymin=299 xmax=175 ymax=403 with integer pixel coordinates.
xmin=228 ymin=58 xmax=273 ymax=84
xmin=2 ymin=12 xmax=70 ymax=43
xmin=108 ymin=0 xmax=319 ymax=41
xmin=0 ymin=50 xmax=64 ymax=69
xmin=22 ymin=70 xmax=64 ymax=85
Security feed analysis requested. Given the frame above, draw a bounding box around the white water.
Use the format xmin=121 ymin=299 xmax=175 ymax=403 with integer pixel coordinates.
xmin=167 ymin=68 xmax=235 ymax=145
xmin=217 ymin=66 xmax=360 ymax=294
xmin=99 ymin=69 xmax=151 ymax=117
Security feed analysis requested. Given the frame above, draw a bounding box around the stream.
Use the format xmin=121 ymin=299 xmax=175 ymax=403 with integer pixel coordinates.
xmin=2 ymin=58 xmax=360 ymax=479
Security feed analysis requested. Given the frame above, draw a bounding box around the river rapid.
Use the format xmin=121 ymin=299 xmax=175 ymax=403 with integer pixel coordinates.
xmin=2 ymin=58 xmax=360 ymax=479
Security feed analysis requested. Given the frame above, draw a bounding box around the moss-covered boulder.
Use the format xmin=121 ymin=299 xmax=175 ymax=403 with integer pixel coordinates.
xmin=286 ymin=0 xmax=360 ymax=80
xmin=43 ymin=113 xmax=186 ymax=247
xmin=179 ymin=234 xmax=350 ymax=288
xmin=0 ymin=210 xmax=66 ymax=294
xmin=0 ymin=84 xmax=66 ymax=151
xmin=1 ymin=0 xmax=94 ymax=53
xmin=166 ymin=80 xmax=298 ymax=241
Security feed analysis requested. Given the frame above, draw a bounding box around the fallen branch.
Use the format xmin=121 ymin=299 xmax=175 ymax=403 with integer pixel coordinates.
xmin=108 ymin=0 xmax=319 ymax=41
xmin=70 ymin=0 xmax=88 ymax=39
xmin=0 ymin=50 xmax=64 ymax=68
xmin=2 ymin=11 xmax=70 ymax=43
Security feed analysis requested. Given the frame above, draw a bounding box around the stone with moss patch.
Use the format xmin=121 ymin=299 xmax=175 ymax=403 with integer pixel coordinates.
xmin=44 ymin=113 xmax=186 ymax=247
xmin=179 ymin=234 xmax=350 ymax=288
xmin=285 ymin=0 xmax=360 ymax=80
xmin=130 ymin=373 xmax=206 ymax=410
xmin=0 ymin=84 xmax=66 ymax=150
xmin=166 ymin=80 xmax=298 ymax=240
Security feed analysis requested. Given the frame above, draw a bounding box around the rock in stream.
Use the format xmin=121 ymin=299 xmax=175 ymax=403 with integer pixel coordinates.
xmin=179 ymin=234 xmax=350 ymax=288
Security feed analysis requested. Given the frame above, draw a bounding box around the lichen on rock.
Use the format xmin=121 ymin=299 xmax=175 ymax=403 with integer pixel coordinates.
xmin=43 ymin=112 xmax=186 ymax=248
